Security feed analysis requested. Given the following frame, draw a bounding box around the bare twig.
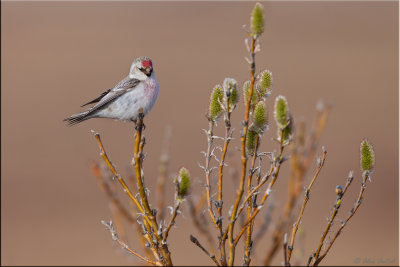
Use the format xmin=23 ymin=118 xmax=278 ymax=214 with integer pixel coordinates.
xmin=235 ymin=164 xmax=274 ymax=220
xmin=90 ymin=162 xmax=154 ymax=260
xmin=90 ymin=162 xmax=137 ymax=226
xmin=163 ymin=200 xmax=181 ymax=243
xmin=233 ymin=130 xmax=286 ymax=246
xmin=243 ymin=135 xmax=260 ymax=266
xmin=307 ymin=254 xmax=313 ymax=266
xmin=93 ymin=131 xmax=164 ymax=262
xmin=263 ymin=105 xmax=330 ymax=266
xmin=132 ymin=109 xmax=172 ymax=266
xmin=216 ymin=96 xmax=233 ymax=265
xmin=227 ymin=35 xmax=257 ymax=266
xmin=132 ymin=110 xmax=156 ymax=223
xmin=188 ymin=195 xmax=216 ymax=249
xmin=93 ymin=108 xmax=173 ymax=266
xmin=93 ymin=131 xmax=149 ymax=226
xmin=204 ymin=120 xmax=218 ymax=226
xmin=190 ymin=235 xmax=221 ymax=266
xmin=283 ymin=233 xmax=289 ymax=266
xmin=286 ymin=148 xmax=327 ymax=263
xmin=312 ymin=171 xmax=367 ymax=266
xmin=101 ymin=220 xmax=159 ymax=266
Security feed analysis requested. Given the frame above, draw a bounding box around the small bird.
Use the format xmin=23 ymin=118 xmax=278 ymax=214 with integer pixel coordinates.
xmin=64 ymin=56 xmax=159 ymax=126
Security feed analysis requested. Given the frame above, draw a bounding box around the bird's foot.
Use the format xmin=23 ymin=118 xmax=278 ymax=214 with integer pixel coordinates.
xmin=132 ymin=119 xmax=146 ymax=131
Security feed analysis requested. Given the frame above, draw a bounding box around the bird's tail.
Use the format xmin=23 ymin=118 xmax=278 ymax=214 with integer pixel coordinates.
xmin=63 ymin=111 xmax=91 ymax=126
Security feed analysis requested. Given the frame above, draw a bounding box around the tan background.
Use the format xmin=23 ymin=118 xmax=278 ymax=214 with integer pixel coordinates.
xmin=2 ymin=1 xmax=399 ymax=266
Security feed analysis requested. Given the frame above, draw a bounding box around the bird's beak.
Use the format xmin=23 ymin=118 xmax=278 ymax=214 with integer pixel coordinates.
xmin=144 ymin=66 xmax=153 ymax=76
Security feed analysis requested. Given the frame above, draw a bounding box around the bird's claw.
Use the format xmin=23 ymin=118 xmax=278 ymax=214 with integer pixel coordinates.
xmin=132 ymin=119 xmax=145 ymax=131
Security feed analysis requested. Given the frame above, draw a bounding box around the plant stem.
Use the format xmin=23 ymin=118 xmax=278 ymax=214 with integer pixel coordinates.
xmin=204 ymin=120 xmax=218 ymax=226
xmin=163 ymin=200 xmax=181 ymax=243
xmin=132 ymin=109 xmax=172 ymax=266
xmin=313 ymin=172 xmax=366 ymax=266
xmin=102 ymin=220 xmax=159 ymax=266
xmin=188 ymin=194 xmax=216 ymax=249
xmin=283 ymin=233 xmax=289 ymax=266
xmin=287 ymin=149 xmax=327 ymax=264
xmin=90 ymin=162 xmax=154 ymax=260
xmin=190 ymin=235 xmax=221 ymax=266
xmin=227 ymin=36 xmax=256 ymax=267
xmin=234 ymin=130 xmax=285 ymax=246
xmin=243 ymin=135 xmax=259 ymax=266
xmin=217 ymin=97 xmax=232 ymax=265
xmin=263 ymin=105 xmax=330 ymax=266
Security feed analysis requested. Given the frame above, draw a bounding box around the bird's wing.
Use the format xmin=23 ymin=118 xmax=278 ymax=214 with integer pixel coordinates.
xmin=81 ymin=90 xmax=111 ymax=107
xmin=84 ymin=77 xmax=141 ymax=116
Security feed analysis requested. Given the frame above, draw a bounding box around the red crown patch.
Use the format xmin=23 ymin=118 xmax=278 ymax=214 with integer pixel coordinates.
xmin=142 ymin=60 xmax=153 ymax=68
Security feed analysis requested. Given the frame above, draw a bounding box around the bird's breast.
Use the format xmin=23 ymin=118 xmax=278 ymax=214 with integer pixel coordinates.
xmin=144 ymin=78 xmax=158 ymax=98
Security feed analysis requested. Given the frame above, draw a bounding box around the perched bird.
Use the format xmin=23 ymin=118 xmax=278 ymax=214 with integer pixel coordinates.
xmin=64 ymin=56 xmax=159 ymax=126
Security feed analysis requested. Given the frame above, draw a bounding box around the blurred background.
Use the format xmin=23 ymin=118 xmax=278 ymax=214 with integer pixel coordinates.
xmin=2 ymin=1 xmax=398 ymax=266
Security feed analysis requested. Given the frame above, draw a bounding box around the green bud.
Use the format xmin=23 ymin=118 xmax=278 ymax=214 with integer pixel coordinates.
xmin=246 ymin=125 xmax=258 ymax=155
xmin=229 ymin=85 xmax=239 ymax=108
xmin=279 ymin=116 xmax=293 ymax=142
xmin=251 ymin=3 xmax=264 ymax=37
xmin=243 ymin=80 xmax=257 ymax=108
xmin=360 ymin=139 xmax=375 ymax=172
xmin=257 ymin=70 xmax=273 ymax=99
xmin=223 ymin=78 xmax=239 ymax=110
xmin=274 ymin=95 xmax=290 ymax=127
xmin=177 ymin=167 xmax=191 ymax=199
xmin=209 ymin=85 xmax=223 ymax=121
xmin=253 ymin=101 xmax=268 ymax=134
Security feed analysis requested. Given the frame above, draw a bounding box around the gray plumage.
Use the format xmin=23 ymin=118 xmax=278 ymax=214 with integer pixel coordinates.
xmin=64 ymin=77 xmax=140 ymax=126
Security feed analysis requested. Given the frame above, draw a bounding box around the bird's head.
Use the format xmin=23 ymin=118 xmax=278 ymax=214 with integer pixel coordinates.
xmin=129 ymin=56 xmax=154 ymax=80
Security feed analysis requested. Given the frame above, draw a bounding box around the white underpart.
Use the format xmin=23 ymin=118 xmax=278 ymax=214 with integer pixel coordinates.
xmin=96 ymin=74 xmax=159 ymax=121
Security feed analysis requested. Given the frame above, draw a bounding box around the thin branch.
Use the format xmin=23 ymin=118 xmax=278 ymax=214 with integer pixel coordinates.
xmin=263 ymin=104 xmax=330 ymax=266
xmin=101 ymin=220 xmax=159 ymax=266
xmin=313 ymin=171 xmax=366 ymax=266
xmin=243 ymin=135 xmax=260 ymax=266
xmin=227 ymin=35 xmax=257 ymax=266
xmin=312 ymin=198 xmax=343 ymax=264
xmin=307 ymin=254 xmax=313 ymax=266
xmin=287 ymin=148 xmax=327 ymax=263
xmin=133 ymin=109 xmax=158 ymax=225
xmin=217 ymin=96 xmax=233 ymax=265
xmin=233 ymin=130 xmax=286 ymax=246
xmin=93 ymin=131 xmax=149 ymax=225
xmin=283 ymin=233 xmax=289 ymax=266
xmin=188 ymin=195 xmax=216 ymax=249
xmin=204 ymin=120 xmax=218 ymax=226
xmin=190 ymin=235 xmax=221 ymax=266
xmin=162 ymin=200 xmax=181 ymax=243
xmin=90 ymin=161 xmax=137 ymax=226
xmin=235 ymin=164 xmax=274 ymax=220
xmin=90 ymin=162 xmax=154 ymax=260
xmin=93 ymin=131 xmax=163 ymax=262
xmin=132 ymin=110 xmax=172 ymax=265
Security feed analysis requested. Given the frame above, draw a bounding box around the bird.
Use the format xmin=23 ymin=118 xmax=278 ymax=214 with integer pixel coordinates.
xmin=64 ymin=56 xmax=159 ymax=126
